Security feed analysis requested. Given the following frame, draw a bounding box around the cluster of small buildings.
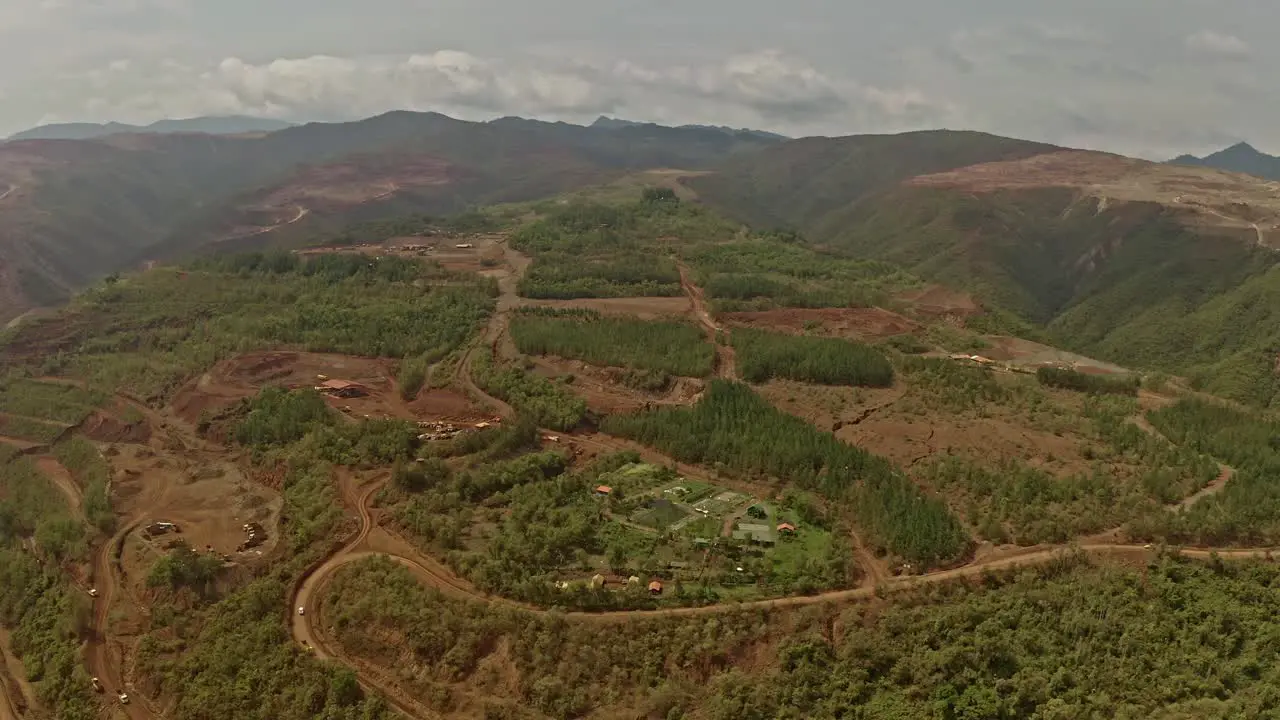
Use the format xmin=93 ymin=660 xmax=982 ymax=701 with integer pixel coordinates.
xmin=731 ymin=522 xmax=797 ymax=547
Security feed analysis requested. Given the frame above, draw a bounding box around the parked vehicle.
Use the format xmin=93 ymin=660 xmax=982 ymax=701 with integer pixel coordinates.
xmin=118 ymin=691 xmax=130 ymax=705
xmin=91 ymin=677 xmax=102 ymax=692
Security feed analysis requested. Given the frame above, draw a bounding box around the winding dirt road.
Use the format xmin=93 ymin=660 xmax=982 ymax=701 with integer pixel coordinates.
xmin=677 ymin=261 xmax=736 ymax=380
xmin=282 ymin=237 xmax=1275 ymax=719
xmin=0 ymin=185 xmax=16 ymax=203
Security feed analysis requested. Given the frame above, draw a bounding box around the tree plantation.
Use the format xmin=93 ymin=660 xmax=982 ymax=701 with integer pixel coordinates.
xmin=602 ymin=381 xmax=970 ymax=566
xmin=510 ymin=308 xmax=714 ymax=377
xmin=733 ymin=328 xmax=894 ymax=387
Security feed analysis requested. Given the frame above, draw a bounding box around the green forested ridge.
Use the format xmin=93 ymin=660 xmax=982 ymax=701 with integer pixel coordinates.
xmin=2 ymin=252 xmax=493 ymax=399
xmin=601 ymin=381 xmax=969 ymax=566
xmin=510 ymin=308 xmax=714 ymax=377
xmin=323 ymin=553 xmax=1280 ymax=720
xmin=733 ymin=328 xmax=894 ymax=386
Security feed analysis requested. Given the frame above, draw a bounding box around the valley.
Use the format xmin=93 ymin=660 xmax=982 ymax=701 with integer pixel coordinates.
xmin=5 ymin=118 xmax=1280 ymax=719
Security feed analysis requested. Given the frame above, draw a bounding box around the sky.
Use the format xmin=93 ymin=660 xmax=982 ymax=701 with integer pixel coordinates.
xmin=0 ymin=0 xmax=1272 ymax=158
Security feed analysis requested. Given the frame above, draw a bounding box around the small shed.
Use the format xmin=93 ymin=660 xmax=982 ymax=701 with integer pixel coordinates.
xmin=594 ymin=485 xmax=612 ymax=496
xmin=648 ymin=580 xmax=663 ymax=595
xmin=627 ymin=575 xmax=641 ymax=586
xmin=776 ymin=522 xmax=797 ymax=535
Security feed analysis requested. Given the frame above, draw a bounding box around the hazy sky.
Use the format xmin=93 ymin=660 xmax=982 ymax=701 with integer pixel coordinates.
xmin=0 ymin=0 xmax=1270 ymax=157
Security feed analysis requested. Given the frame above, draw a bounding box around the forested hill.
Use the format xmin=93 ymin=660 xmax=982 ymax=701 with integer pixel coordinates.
xmin=0 ymin=112 xmax=780 ymax=324
xmin=690 ymin=133 xmax=1280 ymax=408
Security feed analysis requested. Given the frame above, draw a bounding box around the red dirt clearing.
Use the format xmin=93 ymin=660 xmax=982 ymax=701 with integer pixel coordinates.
xmin=170 ymin=351 xmax=487 ymax=426
xmin=721 ymin=307 xmax=920 ymax=340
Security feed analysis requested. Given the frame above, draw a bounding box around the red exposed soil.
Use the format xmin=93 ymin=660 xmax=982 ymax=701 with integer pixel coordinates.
xmin=170 ymin=350 xmax=488 ymax=426
xmin=80 ymin=405 xmax=152 ymax=444
xmin=906 ymin=150 xmax=1139 ymax=192
xmin=721 ymin=307 xmax=920 ymax=340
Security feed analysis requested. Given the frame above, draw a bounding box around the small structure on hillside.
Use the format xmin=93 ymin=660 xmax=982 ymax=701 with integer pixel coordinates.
xmin=590 ymin=574 xmax=605 ymax=589
xmin=776 ymin=522 xmax=796 ymax=535
xmin=594 ymin=485 xmax=612 ymax=497
xmin=315 ymin=379 xmax=368 ymax=398
xmin=648 ymin=580 xmax=663 ymax=596
xmin=627 ymin=575 xmax=641 ymax=586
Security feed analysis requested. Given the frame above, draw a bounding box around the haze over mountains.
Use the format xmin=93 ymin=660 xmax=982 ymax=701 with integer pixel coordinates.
xmin=5 ymin=116 xmax=297 ymax=142
xmin=1169 ymin=141 xmax=1280 ymax=181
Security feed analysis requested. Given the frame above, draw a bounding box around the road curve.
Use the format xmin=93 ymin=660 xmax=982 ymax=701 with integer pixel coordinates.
xmin=87 ymin=517 xmax=155 ymax=720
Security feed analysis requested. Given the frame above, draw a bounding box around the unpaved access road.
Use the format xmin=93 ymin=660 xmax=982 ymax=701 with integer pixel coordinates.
xmin=677 ymin=261 xmax=736 ymax=380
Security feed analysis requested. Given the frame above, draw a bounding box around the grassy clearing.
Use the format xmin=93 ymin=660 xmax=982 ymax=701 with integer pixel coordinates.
xmin=511 ymin=308 xmax=714 ymax=377
xmin=0 ymin=379 xmax=106 ymax=424
xmin=0 ymin=414 xmax=66 ymax=443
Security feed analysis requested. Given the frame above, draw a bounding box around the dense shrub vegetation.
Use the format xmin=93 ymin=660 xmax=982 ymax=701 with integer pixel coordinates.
xmin=602 ymin=381 xmax=969 ymax=566
xmin=0 ymin=452 xmax=94 ymax=718
xmin=733 ymin=328 xmax=894 ymax=386
xmin=5 ymin=252 xmax=493 ymax=399
xmin=53 ymin=436 xmax=114 ymax=533
xmin=1133 ymin=398 xmax=1280 ymax=545
xmin=324 ymin=553 xmax=1280 ymax=719
xmin=921 ymin=396 xmax=1218 ymax=544
xmin=470 ymin=351 xmax=586 ymax=431
xmin=510 ymin=308 xmax=714 ymax=377
xmin=1036 ymin=366 xmax=1140 ymax=396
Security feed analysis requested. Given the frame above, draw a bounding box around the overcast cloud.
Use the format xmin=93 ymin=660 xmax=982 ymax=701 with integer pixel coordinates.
xmin=0 ymin=0 xmax=1273 ymax=158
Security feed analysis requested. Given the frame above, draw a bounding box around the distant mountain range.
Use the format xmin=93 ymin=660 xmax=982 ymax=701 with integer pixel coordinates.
xmin=590 ymin=116 xmax=788 ymax=141
xmin=6 ymin=115 xmax=297 ymax=141
xmin=1169 ymin=142 xmax=1280 ymax=180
